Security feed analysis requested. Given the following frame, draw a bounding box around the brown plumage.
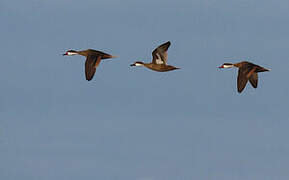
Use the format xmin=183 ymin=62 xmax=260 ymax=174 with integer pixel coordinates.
xmin=63 ymin=49 xmax=117 ymax=81
xmin=219 ymin=61 xmax=270 ymax=93
xmin=130 ymin=41 xmax=179 ymax=72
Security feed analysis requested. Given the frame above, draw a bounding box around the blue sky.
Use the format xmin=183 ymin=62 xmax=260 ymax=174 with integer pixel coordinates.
xmin=1 ymin=0 xmax=289 ymax=179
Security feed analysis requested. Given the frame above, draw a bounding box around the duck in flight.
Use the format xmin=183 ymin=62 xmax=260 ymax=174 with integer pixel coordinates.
xmin=63 ymin=49 xmax=117 ymax=81
xmin=219 ymin=61 xmax=270 ymax=93
xmin=130 ymin=41 xmax=179 ymax=72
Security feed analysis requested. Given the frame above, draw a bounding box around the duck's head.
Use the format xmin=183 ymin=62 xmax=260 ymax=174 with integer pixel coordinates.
xmin=219 ymin=63 xmax=234 ymax=69
xmin=130 ymin=61 xmax=144 ymax=67
xmin=63 ymin=50 xmax=78 ymax=56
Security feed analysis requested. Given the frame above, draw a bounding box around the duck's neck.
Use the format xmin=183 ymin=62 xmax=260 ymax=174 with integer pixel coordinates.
xmin=76 ymin=51 xmax=87 ymax=56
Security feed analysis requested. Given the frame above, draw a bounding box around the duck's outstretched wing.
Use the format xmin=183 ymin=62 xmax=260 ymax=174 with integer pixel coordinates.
xmin=237 ymin=66 xmax=251 ymax=93
xmin=85 ymin=55 xmax=101 ymax=81
xmin=152 ymin=41 xmax=171 ymax=65
xmin=249 ymin=72 xmax=258 ymax=88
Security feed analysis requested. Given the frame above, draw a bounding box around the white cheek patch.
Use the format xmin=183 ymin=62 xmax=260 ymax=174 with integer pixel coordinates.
xmin=223 ymin=65 xmax=233 ymax=68
xmin=67 ymin=52 xmax=78 ymax=56
xmin=135 ymin=63 xmax=144 ymax=66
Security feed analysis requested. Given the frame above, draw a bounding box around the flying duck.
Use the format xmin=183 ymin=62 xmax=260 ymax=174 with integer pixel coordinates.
xmin=130 ymin=41 xmax=179 ymax=72
xmin=63 ymin=49 xmax=117 ymax=81
xmin=219 ymin=61 xmax=270 ymax=93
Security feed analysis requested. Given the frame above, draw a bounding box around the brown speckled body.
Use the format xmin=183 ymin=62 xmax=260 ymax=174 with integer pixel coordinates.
xmin=143 ymin=64 xmax=179 ymax=72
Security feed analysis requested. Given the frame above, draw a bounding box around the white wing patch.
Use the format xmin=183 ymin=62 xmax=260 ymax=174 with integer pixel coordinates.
xmin=155 ymin=53 xmax=164 ymax=64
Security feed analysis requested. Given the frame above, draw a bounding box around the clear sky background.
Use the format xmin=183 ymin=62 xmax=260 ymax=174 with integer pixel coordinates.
xmin=1 ymin=0 xmax=289 ymax=179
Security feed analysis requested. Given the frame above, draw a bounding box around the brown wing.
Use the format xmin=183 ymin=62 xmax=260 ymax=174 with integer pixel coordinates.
xmin=237 ymin=67 xmax=250 ymax=93
xmin=86 ymin=49 xmax=114 ymax=59
xmin=243 ymin=61 xmax=270 ymax=72
xmin=85 ymin=55 xmax=101 ymax=81
xmin=249 ymin=72 xmax=258 ymax=88
xmin=255 ymin=65 xmax=270 ymax=72
xmin=152 ymin=41 xmax=171 ymax=65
